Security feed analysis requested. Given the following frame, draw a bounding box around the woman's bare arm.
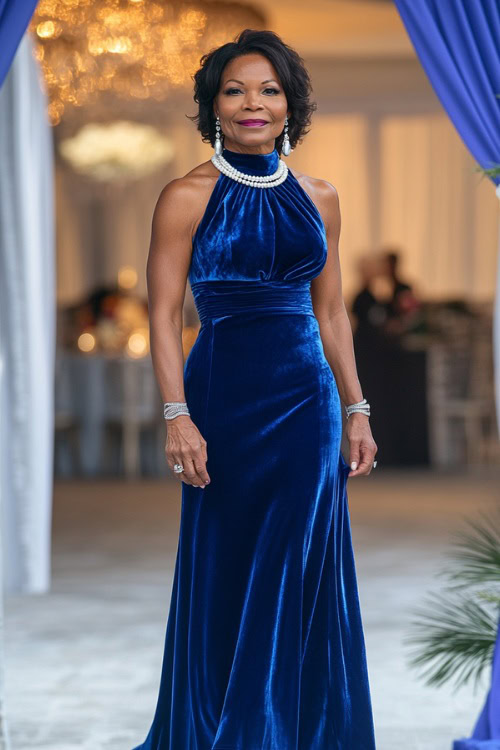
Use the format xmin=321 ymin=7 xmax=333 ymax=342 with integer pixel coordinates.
xmin=307 ymin=180 xmax=362 ymax=405
xmin=306 ymin=177 xmax=378 ymax=477
xmin=147 ymin=176 xmax=211 ymax=488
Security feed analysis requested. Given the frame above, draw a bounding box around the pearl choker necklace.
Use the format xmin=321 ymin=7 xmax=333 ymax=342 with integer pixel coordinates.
xmin=211 ymin=151 xmax=288 ymax=188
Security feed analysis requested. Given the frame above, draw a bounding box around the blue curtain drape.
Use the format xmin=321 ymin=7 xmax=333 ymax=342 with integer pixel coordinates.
xmin=394 ymin=0 xmax=499 ymax=187
xmin=393 ymin=2 xmax=500 ymax=749
xmin=0 ymin=0 xmax=39 ymax=89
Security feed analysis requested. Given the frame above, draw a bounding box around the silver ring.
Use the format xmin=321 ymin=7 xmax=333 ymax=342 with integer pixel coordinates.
xmin=173 ymin=463 xmax=184 ymax=473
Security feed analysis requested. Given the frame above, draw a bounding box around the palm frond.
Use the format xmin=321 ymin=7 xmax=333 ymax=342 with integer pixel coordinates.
xmin=476 ymin=590 xmax=500 ymax=606
xmin=440 ymin=508 xmax=500 ymax=588
xmin=404 ymin=591 xmax=498 ymax=691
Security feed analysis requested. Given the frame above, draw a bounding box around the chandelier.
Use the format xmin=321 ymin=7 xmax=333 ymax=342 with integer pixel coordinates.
xmin=59 ymin=120 xmax=175 ymax=180
xmin=30 ymin=0 xmax=265 ymax=126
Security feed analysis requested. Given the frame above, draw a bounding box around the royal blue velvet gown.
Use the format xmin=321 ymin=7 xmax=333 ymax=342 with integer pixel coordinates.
xmin=132 ymin=147 xmax=376 ymax=750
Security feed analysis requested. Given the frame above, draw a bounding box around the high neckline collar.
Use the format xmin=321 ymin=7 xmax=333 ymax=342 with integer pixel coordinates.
xmin=221 ymin=146 xmax=279 ymax=176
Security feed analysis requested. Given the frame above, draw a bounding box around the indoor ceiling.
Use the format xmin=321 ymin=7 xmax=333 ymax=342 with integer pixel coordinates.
xmin=237 ymin=0 xmax=414 ymax=58
xmin=33 ymin=0 xmax=416 ymax=132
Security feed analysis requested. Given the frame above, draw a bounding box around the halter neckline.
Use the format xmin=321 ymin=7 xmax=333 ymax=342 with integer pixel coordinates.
xmin=221 ymin=146 xmax=279 ymax=176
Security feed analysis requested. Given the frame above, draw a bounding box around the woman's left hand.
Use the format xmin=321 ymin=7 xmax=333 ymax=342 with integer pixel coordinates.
xmin=345 ymin=412 xmax=378 ymax=477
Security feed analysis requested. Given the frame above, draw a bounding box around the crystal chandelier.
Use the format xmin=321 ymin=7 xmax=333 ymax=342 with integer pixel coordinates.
xmin=30 ymin=0 xmax=265 ymax=126
xmin=59 ymin=120 xmax=175 ymax=180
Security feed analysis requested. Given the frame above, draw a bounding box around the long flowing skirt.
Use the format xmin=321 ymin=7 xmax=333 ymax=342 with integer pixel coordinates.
xmin=133 ymin=281 xmax=376 ymax=750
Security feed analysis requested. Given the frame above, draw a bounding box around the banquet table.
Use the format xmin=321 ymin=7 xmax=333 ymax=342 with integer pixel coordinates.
xmin=54 ymin=350 xmax=166 ymax=478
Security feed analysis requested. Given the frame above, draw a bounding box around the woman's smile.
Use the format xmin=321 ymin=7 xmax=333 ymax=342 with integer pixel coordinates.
xmin=236 ymin=119 xmax=269 ymax=127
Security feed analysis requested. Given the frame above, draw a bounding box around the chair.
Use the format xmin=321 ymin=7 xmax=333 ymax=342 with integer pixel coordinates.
xmin=427 ymin=312 xmax=499 ymax=468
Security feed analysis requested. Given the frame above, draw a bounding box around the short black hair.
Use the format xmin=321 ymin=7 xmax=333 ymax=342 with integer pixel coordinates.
xmin=187 ymin=29 xmax=317 ymax=155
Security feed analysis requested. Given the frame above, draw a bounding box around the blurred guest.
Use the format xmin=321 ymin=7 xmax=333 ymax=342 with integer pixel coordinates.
xmin=380 ymin=248 xmax=422 ymax=340
xmin=351 ymin=250 xmax=429 ymax=466
xmin=351 ymin=255 xmax=388 ymax=343
xmin=351 ymin=254 xmax=395 ymax=464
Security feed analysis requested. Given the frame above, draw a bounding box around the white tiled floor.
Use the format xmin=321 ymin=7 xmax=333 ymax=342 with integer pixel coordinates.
xmin=5 ymin=467 xmax=500 ymax=749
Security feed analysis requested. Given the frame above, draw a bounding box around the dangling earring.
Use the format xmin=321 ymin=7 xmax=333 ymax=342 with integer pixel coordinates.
xmin=282 ymin=116 xmax=291 ymax=156
xmin=214 ymin=115 xmax=223 ymax=156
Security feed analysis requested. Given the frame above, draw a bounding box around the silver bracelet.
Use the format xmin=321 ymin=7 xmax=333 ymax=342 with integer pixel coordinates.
xmin=344 ymin=397 xmax=371 ymax=419
xmin=163 ymin=401 xmax=190 ymax=420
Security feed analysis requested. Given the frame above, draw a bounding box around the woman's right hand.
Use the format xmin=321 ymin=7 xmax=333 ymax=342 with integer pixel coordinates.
xmin=165 ymin=415 xmax=211 ymax=488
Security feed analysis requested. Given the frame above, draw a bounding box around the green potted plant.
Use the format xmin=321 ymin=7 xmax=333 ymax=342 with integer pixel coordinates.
xmin=405 ymin=509 xmax=500 ymax=691
xmin=404 ymin=508 xmax=500 ymax=747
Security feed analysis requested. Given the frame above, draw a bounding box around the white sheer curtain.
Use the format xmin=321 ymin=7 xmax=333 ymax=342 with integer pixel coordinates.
xmin=0 ymin=32 xmax=55 ymax=594
xmin=292 ymin=112 xmax=499 ymax=305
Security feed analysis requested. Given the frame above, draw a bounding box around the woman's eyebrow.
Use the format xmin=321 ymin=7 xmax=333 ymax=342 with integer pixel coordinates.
xmin=224 ymin=79 xmax=278 ymax=85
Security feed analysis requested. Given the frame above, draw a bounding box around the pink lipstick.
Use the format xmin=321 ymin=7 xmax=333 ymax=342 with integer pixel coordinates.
xmin=237 ymin=120 xmax=268 ymax=127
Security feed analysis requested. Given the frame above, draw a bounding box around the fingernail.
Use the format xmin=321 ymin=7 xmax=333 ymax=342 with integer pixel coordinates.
xmin=351 ymin=461 xmax=358 ymax=470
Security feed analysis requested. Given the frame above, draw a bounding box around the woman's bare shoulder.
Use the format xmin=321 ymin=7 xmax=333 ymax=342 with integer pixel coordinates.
xmin=289 ymin=166 xmax=339 ymax=230
xmin=152 ymin=159 xmax=220 ymax=238
xmin=156 ymin=158 xmax=216 ymax=203
xmin=289 ymin=165 xmax=338 ymax=202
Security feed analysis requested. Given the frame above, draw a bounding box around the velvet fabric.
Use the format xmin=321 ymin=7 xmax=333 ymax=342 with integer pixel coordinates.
xmin=132 ymin=147 xmax=376 ymax=750
xmin=0 ymin=0 xmax=39 ymax=88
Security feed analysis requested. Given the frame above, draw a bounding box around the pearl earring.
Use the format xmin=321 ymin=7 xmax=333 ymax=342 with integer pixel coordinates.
xmin=282 ymin=116 xmax=291 ymax=156
xmin=214 ymin=115 xmax=223 ymax=156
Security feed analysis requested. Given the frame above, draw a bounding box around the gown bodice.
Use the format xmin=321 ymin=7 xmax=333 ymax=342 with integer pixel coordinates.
xmin=188 ymin=146 xmax=328 ymax=286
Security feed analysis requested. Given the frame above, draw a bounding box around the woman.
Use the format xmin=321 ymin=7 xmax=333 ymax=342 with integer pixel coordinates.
xmin=133 ymin=28 xmax=378 ymax=750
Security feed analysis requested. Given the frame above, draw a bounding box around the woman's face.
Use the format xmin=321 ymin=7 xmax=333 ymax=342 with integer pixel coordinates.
xmin=213 ymin=53 xmax=289 ymax=154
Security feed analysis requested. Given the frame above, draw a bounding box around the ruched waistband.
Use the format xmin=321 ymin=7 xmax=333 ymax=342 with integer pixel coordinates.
xmin=190 ymin=280 xmax=314 ymax=324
